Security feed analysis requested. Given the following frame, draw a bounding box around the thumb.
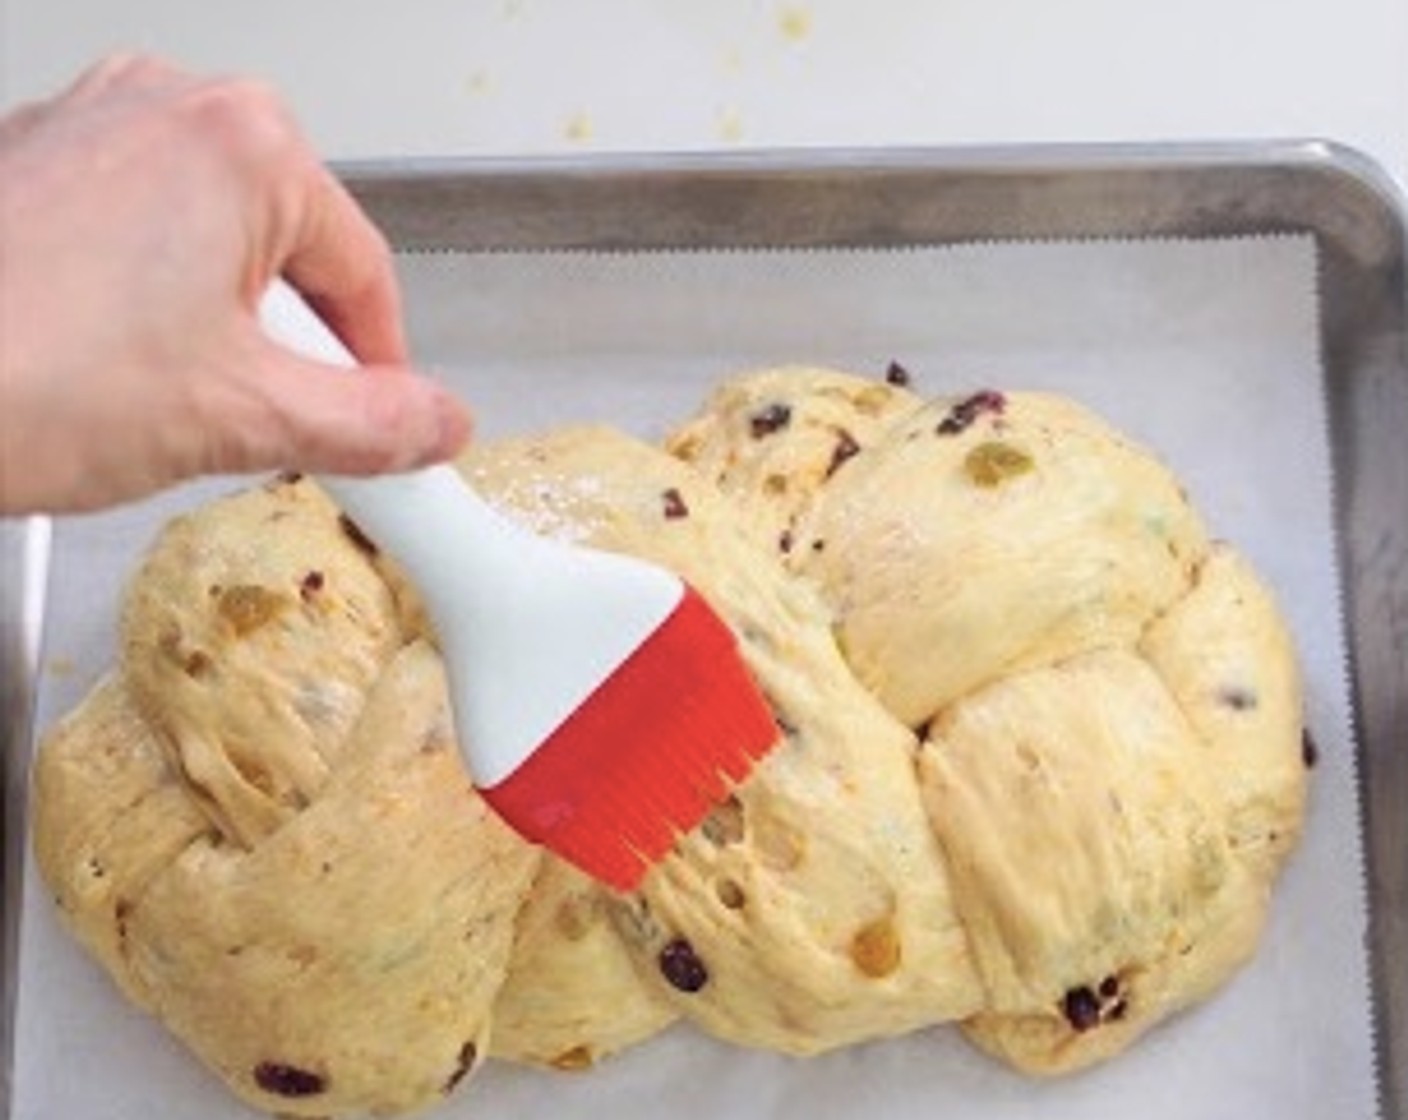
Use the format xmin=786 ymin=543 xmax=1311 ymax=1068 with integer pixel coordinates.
xmin=235 ymin=340 xmax=472 ymax=476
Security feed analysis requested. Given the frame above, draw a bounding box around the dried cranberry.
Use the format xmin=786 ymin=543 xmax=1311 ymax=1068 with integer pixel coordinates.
xmin=299 ymin=570 xmax=325 ymax=601
xmin=442 ymin=1041 xmax=478 ymax=1094
xmin=936 ymin=389 xmax=1006 ymax=435
xmin=1218 ymin=685 xmax=1258 ymax=711
xmin=826 ymin=430 xmax=861 ymax=477
xmin=1099 ymin=975 xmax=1120 ymax=999
xmin=749 ymin=402 xmax=793 ymax=438
xmin=885 ymin=361 xmax=912 ymax=387
xmin=217 ymin=585 xmax=288 ymax=637
xmin=338 ymin=513 xmax=378 ymax=556
xmin=658 ymin=937 xmax=709 ymax=992
xmin=114 ymin=898 xmax=132 ymax=941
xmin=662 ymin=488 xmax=689 ymax=520
xmin=254 ymin=1061 xmax=327 ymax=1097
xmin=1061 ymin=986 xmax=1101 ymax=1032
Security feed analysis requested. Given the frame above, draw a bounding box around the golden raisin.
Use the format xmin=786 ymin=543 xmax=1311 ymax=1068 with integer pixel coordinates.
xmin=751 ymin=813 xmax=804 ymax=871
xmin=715 ymin=878 xmax=747 ymax=910
xmin=851 ymin=917 xmax=902 ymax=978
xmin=217 ymin=585 xmax=289 ymax=636
xmin=669 ymin=431 xmax=703 ymax=461
xmin=963 ymin=441 xmax=1034 ymax=487
xmin=550 ymin=1045 xmax=594 ymax=1072
xmin=700 ymin=796 xmax=746 ymax=845
xmin=855 ymin=383 xmax=895 ymax=414
xmin=554 ymin=894 xmax=597 ymax=941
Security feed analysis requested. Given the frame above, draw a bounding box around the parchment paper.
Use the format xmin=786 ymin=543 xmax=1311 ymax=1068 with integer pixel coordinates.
xmin=12 ymin=236 xmax=1378 ymax=1119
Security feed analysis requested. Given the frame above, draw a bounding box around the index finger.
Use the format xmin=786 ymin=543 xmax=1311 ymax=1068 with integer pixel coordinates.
xmin=281 ymin=163 xmax=409 ymax=367
xmin=193 ymin=74 xmax=410 ymax=367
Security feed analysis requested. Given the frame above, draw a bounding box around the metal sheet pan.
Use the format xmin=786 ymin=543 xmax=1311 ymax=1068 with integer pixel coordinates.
xmin=2 ymin=140 xmax=1403 ymax=1119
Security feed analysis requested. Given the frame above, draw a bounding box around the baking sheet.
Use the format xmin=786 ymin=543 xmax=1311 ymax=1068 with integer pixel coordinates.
xmin=11 ymin=235 xmax=1379 ymax=1118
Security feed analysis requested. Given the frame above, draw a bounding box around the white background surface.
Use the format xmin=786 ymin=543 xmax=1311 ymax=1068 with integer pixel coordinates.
xmin=1 ymin=0 xmax=1406 ymax=190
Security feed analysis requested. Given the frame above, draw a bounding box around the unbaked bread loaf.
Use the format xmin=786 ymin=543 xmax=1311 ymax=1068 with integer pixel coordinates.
xmin=31 ymin=367 xmax=1308 ymax=1115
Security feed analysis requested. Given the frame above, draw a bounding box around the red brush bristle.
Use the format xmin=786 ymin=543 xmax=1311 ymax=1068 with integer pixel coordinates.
xmin=480 ymin=584 xmax=779 ymax=892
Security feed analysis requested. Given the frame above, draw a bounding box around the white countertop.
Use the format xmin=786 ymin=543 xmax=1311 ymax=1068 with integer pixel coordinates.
xmin=3 ymin=0 xmax=1406 ymax=193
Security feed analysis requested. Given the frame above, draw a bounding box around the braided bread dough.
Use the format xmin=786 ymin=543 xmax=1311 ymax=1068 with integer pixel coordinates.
xmin=31 ymin=367 xmax=1307 ymax=1115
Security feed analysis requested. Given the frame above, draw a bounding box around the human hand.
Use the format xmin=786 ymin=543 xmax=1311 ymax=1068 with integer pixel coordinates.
xmin=0 ymin=54 xmax=471 ymax=515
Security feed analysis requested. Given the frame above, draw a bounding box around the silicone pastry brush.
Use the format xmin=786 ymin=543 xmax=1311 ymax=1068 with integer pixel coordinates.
xmin=259 ymin=280 xmax=779 ymax=891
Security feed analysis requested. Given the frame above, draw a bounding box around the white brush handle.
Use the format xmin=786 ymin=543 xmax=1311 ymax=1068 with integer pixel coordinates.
xmin=259 ymin=280 xmax=681 ymax=785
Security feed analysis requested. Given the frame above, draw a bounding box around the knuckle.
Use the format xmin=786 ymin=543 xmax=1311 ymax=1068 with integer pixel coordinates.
xmin=69 ymin=52 xmax=184 ymax=98
xmin=81 ymin=52 xmax=134 ymax=82
xmin=84 ymin=51 xmax=146 ymax=83
xmin=115 ymin=52 xmax=184 ymax=83
xmin=176 ymin=76 xmax=302 ymax=166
